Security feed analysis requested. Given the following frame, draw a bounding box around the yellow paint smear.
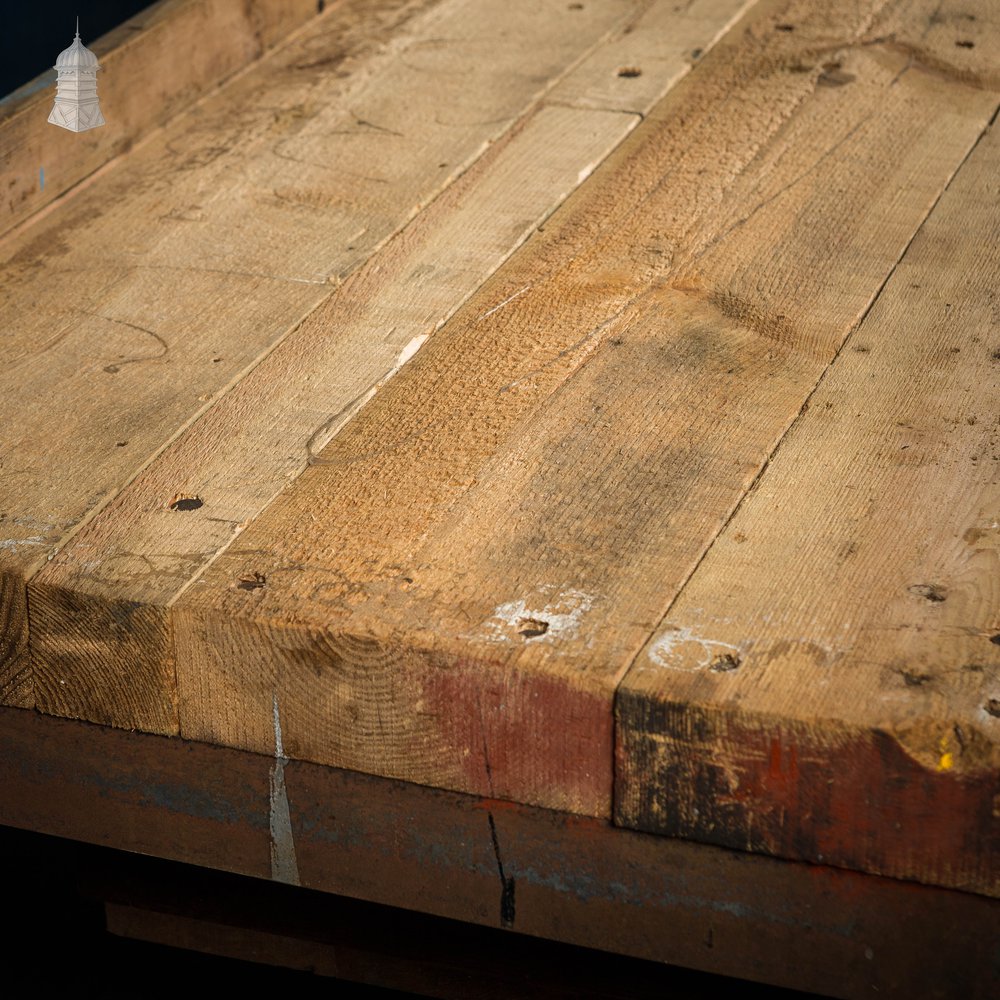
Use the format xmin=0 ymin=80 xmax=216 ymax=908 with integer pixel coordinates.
xmin=937 ymin=734 xmax=954 ymax=772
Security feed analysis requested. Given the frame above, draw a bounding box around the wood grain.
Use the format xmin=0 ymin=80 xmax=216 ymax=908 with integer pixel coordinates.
xmin=0 ymin=571 xmax=29 ymax=706
xmin=0 ymin=0 xmax=319 ymax=238
xmin=170 ymin=0 xmax=998 ymax=826
xmin=2 ymin=0 xmax=671 ymax=717
xmin=546 ymin=0 xmax=751 ymax=113
xmin=616 ymin=114 xmax=1000 ymax=895
xmin=24 ymin=0 xmax=753 ymax=727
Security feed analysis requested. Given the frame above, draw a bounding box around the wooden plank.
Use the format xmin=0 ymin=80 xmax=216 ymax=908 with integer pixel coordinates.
xmin=0 ymin=0 xmax=672 ymax=715
xmin=0 ymin=0 xmax=319 ymax=237
xmin=168 ymin=0 xmax=998 ymax=820
xmin=21 ymin=0 xmax=753 ymax=727
xmin=615 ymin=117 xmax=1000 ymax=895
xmin=2 ymin=705 xmax=998 ymax=1000
xmin=27 ymin=106 xmax=643 ymax=729
xmin=547 ymin=0 xmax=752 ymax=114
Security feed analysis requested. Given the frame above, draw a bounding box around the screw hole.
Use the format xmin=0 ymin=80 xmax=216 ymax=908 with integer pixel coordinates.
xmin=518 ymin=617 xmax=549 ymax=639
xmin=169 ymin=494 xmax=203 ymax=512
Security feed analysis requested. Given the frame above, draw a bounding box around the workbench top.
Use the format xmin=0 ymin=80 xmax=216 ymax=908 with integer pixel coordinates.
xmin=2 ymin=1 xmax=999 ymax=990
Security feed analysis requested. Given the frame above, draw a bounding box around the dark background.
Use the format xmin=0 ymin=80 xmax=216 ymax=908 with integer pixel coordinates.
xmin=2 ymin=824 xmax=808 ymax=998
xmin=1 ymin=1 xmax=154 ymax=99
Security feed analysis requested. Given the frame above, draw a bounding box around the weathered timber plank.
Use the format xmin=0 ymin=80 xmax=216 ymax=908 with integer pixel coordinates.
xmin=27 ymin=106 xmax=642 ymax=729
xmin=0 ymin=0 xmax=319 ymax=238
xmin=0 ymin=0 xmax=666 ymax=715
xmin=2 ymin=705 xmax=998 ymax=999
xmin=616 ymin=116 xmax=1000 ymax=895
xmin=24 ymin=1 xmax=753 ymax=727
xmin=169 ymin=0 xmax=998 ymax=819
xmin=547 ymin=0 xmax=753 ymax=114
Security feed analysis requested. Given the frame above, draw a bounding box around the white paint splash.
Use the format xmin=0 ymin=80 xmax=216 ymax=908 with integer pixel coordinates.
xmin=269 ymin=695 xmax=300 ymax=885
xmin=481 ymin=587 xmax=595 ymax=644
xmin=396 ymin=333 xmax=428 ymax=367
xmin=647 ymin=626 xmax=741 ymax=672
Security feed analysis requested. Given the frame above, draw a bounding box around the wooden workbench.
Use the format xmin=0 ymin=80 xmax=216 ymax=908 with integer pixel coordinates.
xmin=2 ymin=0 xmax=998 ymax=994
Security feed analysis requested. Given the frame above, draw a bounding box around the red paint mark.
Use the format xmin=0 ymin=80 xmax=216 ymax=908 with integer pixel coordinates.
xmin=769 ymin=737 xmax=782 ymax=779
xmin=423 ymin=653 xmax=614 ymax=818
xmin=561 ymin=813 xmax=610 ymax=834
xmin=652 ymin=712 xmax=999 ymax=892
xmin=766 ymin=737 xmax=799 ymax=788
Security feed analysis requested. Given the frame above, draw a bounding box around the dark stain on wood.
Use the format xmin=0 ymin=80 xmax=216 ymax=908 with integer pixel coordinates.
xmin=615 ymin=691 xmax=1000 ymax=896
xmin=29 ymin=583 xmax=176 ymax=733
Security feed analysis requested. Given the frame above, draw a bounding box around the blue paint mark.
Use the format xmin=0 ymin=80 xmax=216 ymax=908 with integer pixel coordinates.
xmin=0 ymin=70 xmax=57 ymax=107
xmin=39 ymin=167 xmax=44 ymax=192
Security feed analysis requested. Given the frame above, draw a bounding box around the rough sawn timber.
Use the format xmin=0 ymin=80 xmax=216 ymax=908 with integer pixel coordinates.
xmin=169 ymin=0 xmax=998 ymax=837
xmin=616 ymin=116 xmax=1000 ymax=895
xmin=5 ymin=0 xmax=743 ymax=712
xmin=2 ymin=0 xmax=997 ymax=899
xmin=19 ymin=0 xmax=754 ymax=725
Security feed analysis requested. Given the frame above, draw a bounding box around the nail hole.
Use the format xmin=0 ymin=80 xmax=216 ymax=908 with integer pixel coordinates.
xmin=899 ymin=670 xmax=931 ymax=687
xmin=617 ymin=66 xmax=642 ymax=78
xmin=567 ymin=2 xmax=583 ymax=9
xmin=776 ymin=23 xmax=795 ymax=31
xmin=518 ymin=617 xmax=549 ymax=639
xmin=115 ymin=441 xmax=127 ymax=447
xmin=991 ymin=635 xmax=1000 ymax=647
xmin=169 ymin=494 xmax=204 ymax=512
xmin=955 ymin=40 xmax=974 ymax=48
xmin=710 ymin=653 xmax=741 ymax=672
